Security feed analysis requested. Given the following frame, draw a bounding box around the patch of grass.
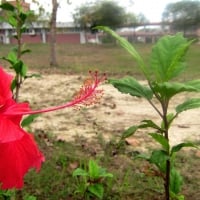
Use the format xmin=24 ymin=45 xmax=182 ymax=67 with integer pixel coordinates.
xmin=0 ymin=42 xmax=199 ymax=80
xmin=14 ymin=131 xmax=199 ymax=200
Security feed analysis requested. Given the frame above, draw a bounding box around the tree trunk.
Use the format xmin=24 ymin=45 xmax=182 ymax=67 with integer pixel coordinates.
xmin=49 ymin=0 xmax=58 ymax=67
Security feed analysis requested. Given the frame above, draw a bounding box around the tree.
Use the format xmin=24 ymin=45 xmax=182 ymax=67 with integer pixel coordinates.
xmin=125 ymin=12 xmax=137 ymax=25
xmin=162 ymin=0 xmax=200 ymax=34
xmin=49 ymin=0 xmax=59 ymax=67
xmin=73 ymin=0 xmax=127 ymax=30
xmin=73 ymin=2 xmax=93 ymax=30
xmin=49 ymin=0 xmax=71 ymax=67
xmin=136 ymin=13 xmax=149 ymax=24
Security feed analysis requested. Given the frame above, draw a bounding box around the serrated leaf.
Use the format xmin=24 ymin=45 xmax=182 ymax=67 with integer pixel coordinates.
xmin=88 ymin=184 xmax=104 ymax=199
xmin=171 ymin=142 xmax=197 ymax=155
xmin=152 ymin=81 xmax=200 ymax=99
xmin=149 ymin=133 xmax=169 ymax=152
xmin=96 ymin=26 xmax=148 ymax=77
xmin=176 ymin=98 xmax=200 ymax=114
xmin=150 ymin=33 xmax=192 ymax=82
xmin=170 ymin=168 xmax=183 ymax=194
xmin=21 ymin=114 xmax=40 ymax=127
xmin=121 ymin=125 xmax=138 ymax=140
xmin=109 ymin=77 xmax=153 ymax=100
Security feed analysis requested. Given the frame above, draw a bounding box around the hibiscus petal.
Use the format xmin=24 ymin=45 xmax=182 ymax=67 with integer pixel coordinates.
xmin=0 ymin=133 xmax=44 ymax=189
xmin=0 ymin=67 xmax=13 ymax=104
xmin=2 ymin=99 xmax=31 ymax=116
xmin=0 ymin=114 xmax=24 ymax=142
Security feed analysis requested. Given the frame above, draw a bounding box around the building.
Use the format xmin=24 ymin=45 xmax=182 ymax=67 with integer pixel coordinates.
xmin=0 ymin=1 xmax=199 ymax=44
xmin=4 ymin=0 xmax=30 ymax=11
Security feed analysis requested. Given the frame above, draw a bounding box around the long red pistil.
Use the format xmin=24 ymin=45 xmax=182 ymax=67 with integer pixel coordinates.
xmin=5 ymin=71 xmax=106 ymax=116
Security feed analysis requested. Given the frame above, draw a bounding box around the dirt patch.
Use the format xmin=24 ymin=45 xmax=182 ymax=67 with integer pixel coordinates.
xmin=19 ymin=72 xmax=200 ymax=151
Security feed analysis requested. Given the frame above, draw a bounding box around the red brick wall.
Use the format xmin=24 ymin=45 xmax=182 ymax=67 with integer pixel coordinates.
xmin=47 ymin=33 xmax=80 ymax=44
xmin=10 ymin=34 xmax=41 ymax=44
xmin=10 ymin=33 xmax=80 ymax=44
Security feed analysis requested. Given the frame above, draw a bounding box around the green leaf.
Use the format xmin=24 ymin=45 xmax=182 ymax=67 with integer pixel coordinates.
xmin=152 ymin=81 xmax=200 ymax=99
xmin=88 ymin=184 xmax=104 ymax=199
xmin=0 ymin=2 xmax=15 ymax=12
xmin=176 ymin=98 xmax=200 ymax=114
xmin=99 ymin=169 xmax=113 ymax=178
xmin=21 ymin=63 xmax=27 ymax=77
xmin=150 ymin=33 xmax=193 ymax=82
xmin=13 ymin=60 xmax=23 ymax=73
xmin=72 ymin=168 xmax=88 ymax=177
xmin=89 ymin=160 xmax=100 ymax=179
xmin=96 ymin=26 xmax=148 ymax=77
xmin=24 ymin=195 xmax=37 ymax=200
xmin=139 ymin=120 xmax=163 ymax=132
xmin=11 ymin=78 xmax=17 ymax=91
xmin=121 ymin=125 xmax=138 ymax=140
xmin=21 ymin=49 xmax=31 ymax=55
xmin=8 ymin=16 xmax=17 ymax=27
xmin=149 ymin=133 xmax=170 ymax=152
xmin=135 ymin=153 xmax=150 ymax=161
xmin=150 ymin=150 xmax=169 ymax=172
xmin=8 ymin=51 xmax=17 ymax=62
xmin=109 ymin=77 xmax=153 ymax=100
xmin=170 ymin=168 xmax=183 ymax=195
xmin=21 ymin=114 xmax=40 ymax=127
xmin=185 ymin=79 xmax=200 ymax=91
xmin=170 ymin=192 xmax=185 ymax=200
xmin=171 ymin=142 xmax=198 ymax=155
xmin=1 ymin=51 xmax=17 ymax=65
xmin=19 ymin=12 xmax=27 ymax=23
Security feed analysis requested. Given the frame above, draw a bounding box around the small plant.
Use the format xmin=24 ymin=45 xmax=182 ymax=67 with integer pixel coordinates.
xmin=73 ymin=159 xmax=113 ymax=199
xmin=97 ymin=26 xmax=200 ymax=200
xmin=0 ymin=0 xmax=37 ymax=101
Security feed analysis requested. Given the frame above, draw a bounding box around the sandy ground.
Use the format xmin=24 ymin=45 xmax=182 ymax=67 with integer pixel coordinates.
xmin=19 ymin=72 xmax=200 ymax=151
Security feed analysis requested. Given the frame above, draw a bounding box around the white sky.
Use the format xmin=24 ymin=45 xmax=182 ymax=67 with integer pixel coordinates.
xmin=28 ymin=0 xmax=180 ymax=22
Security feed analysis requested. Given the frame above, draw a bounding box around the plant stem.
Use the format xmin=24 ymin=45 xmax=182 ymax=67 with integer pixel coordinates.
xmin=165 ymin=160 xmax=170 ymax=200
xmin=162 ymin=99 xmax=170 ymax=200
xmin=15 ymin=0 xmax=22 ymax=102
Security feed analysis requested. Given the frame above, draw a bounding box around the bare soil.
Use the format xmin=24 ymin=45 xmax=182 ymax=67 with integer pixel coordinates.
xmin=19 ymin=72 xmax=200 ymax=152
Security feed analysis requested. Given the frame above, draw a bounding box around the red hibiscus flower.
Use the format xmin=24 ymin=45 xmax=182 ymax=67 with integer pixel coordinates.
xmin=0 ymin=67 xmax=105 ymax=189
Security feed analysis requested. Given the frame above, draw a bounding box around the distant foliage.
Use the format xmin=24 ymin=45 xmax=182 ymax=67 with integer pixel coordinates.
xmin=73 ymin=0 xmax=127 ymax=30
xmin=162 ymin=0 xmax=200 ymax=33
